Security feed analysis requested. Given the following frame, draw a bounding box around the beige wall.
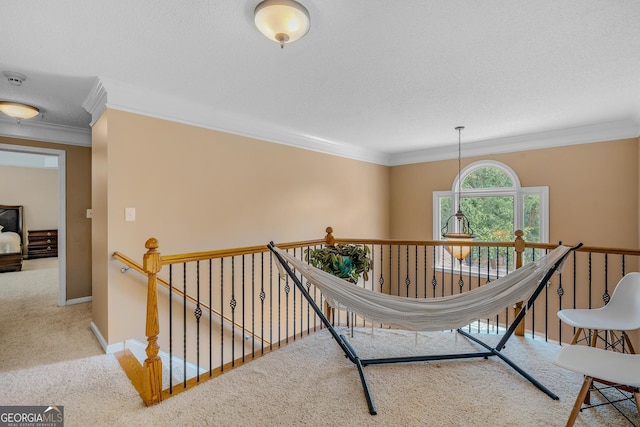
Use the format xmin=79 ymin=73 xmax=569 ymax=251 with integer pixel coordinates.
xmin=95 ymin=110 xmax=390 ymax=344
xmin=0 ymin=136 xmax=92 ymax=300
xmin=391 ymin=138 xmax=639 ymax=348
xmin=0 ymin=164 xmax=58 ymax=234
xmin=91 ymin=113 xmax=109 ymax=341
xmin=390 ymin=138 xmax=639 ymax=249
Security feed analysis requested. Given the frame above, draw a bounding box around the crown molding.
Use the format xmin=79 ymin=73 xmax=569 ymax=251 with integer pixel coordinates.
xmin=83 ymin=77 xmax=390 ymax=165
xmin=82 ymin=77 xmax=639 ymax=166
xmin=388 ymin=119 xmax=640 ymax=166
xmin=0 ymin=116 xmax=91 ymax=147
xmin=82 ymin=77 xmax=107 ymax=126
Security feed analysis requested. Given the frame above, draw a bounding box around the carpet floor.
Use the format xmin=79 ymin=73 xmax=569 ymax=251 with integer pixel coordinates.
xmin=1 ymin=259 xmax=638 ymax=426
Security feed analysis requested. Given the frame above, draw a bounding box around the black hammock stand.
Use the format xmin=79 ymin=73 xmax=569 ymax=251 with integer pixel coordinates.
xmin=267 ymin=242 xmax=582 ymax=415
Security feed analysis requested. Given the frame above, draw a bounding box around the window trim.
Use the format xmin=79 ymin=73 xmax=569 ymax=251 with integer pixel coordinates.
xmin=433 ymin=160 xmax=549 ymax=243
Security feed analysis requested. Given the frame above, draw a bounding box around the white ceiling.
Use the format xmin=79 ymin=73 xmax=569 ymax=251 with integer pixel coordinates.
xmin=0 ymin=1 xmax=639 ymax=165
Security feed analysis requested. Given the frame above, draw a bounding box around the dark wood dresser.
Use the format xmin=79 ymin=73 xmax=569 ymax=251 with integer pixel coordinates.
xmin=27 ymin=229 xmax=58 ymax=259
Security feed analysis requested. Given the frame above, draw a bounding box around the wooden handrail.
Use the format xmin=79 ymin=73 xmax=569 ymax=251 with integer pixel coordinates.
xmin=158 ymin=239 xmax=326 ymax=265
xmin=573 ymin=245 xmax=640 ymax=256
xmin=112 ymin=252 xmax=271 ymax=347
xmin=330 ymin=239 xmax=640 ymax=256
xmin=124 ymin=232 xmax=640 ymax=270
xmin=333 ymin=238 xmax=518 ymax=247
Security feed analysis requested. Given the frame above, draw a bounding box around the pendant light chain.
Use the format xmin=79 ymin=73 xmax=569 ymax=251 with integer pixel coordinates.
xmin=456 ymin=126 xmax=464 ymax=211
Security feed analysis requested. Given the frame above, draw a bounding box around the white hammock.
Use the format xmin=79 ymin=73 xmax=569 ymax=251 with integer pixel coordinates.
xmin=273 ymin=245 xmax=571 ymax=332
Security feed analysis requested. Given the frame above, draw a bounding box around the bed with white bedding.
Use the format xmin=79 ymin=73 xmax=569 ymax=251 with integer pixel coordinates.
xmin=0 ymin=205 xmax=24 ymax=272
xmin=0 ymin=228 xmax=21 ymax=253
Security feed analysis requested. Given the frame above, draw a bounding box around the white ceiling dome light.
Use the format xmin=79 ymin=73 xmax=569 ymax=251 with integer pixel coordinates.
xmin=0 ymin=101 xmax=40 ymax=120
xmin=254 ymin=0 xmax=310 ymax=48
xmin=0 ymin=71 xmax=40 ymax=122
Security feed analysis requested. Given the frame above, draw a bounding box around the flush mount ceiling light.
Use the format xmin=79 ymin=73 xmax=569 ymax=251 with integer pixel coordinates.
xmin=254 ymin=0 xmax=310 ymax=48
xmin=0 ymin=101 xmax=40 ymax=120
xmin=0 ymin=71 xmax=40 ymax=121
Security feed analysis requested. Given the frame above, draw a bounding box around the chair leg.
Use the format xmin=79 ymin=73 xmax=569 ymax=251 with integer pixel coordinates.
xmin=634 ymin=388 xmax=640 ymax=417
xmin=579 ymin=330 xmax=600 ymax=405
xmin=623 ymin=332 xmax=636 ymax=354
xmin=570 ymin=328 xmax=583 ymax=345
xmin=567 ymin=376 xmax=593 ymax=427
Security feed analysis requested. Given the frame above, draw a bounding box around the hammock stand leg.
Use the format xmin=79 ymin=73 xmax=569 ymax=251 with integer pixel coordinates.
xmin=496 ymin=253 xmax=564 ymax=399
xmin=464 ymin=244 xmax=581 ymax=399
xmin=360 ymin=246 xmax=571 ymax=400
xmin=451 ymin=254 xmax=565 ymax=401
xmin=341 ymin=334 xmax=377 ymax=415
xmin=456 ymin=328 xmax=559 ymax=400
xmin=268 ymin=243 xmax=377 ymax=415
xmin=356 ymin=277 xmax=558 ymax=401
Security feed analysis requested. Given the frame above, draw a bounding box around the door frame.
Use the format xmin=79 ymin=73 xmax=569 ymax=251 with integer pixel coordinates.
xmin=0 ymin=143 xmax=67 ymax=305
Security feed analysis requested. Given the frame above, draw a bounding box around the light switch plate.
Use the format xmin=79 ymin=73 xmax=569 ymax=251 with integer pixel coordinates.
xmin=125 ymin=207 xmax=136 ymax=222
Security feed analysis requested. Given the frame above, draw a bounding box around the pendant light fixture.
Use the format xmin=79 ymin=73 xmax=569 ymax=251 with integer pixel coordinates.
xmin=254 ymin=0 xmax=310 ymax=48
xmin=441 ymin=126 xmax=476 ymax=261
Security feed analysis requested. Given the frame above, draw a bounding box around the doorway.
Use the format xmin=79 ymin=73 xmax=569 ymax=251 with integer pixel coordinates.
xmin=0 ymin=144 xmax=67 ymax=305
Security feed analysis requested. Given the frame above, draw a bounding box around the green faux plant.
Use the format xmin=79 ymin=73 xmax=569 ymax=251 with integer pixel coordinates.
xmin=305 ymin=244 xmax=371 ymax=283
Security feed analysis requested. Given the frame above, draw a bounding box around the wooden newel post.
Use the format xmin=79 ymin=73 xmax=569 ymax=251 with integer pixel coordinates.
xmin=324 ymin=226 xmax=335 ymax=324
xmin=513 ymin=230 xmax=526 ymax=336
xmin=142 ymin=238 xmax=163 ymax=406
xmin=325 ymin=226 xmax=335 ymax=246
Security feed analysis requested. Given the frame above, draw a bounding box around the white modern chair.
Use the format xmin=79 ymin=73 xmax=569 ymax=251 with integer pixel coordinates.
xmin=556 ymin=272 xmax=640 ymax=422
xmin=557 ymin=272 xmax=640 ymax=353
xmin=554 ymin=345 xmax=640 ymax=426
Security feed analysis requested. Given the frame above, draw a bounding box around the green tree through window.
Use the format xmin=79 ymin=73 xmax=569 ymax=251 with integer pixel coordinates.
xmin=462 ymin=166 xmax=513 ymax=189
xmin=433 ymin=160 xmax=548 ymax=269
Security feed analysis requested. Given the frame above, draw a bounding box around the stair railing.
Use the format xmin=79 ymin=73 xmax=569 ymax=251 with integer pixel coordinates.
xmin=112 ymin=227 xmax=639 ymax=406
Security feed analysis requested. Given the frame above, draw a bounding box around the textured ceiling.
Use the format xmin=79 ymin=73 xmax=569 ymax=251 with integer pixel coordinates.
xmin=0 ymin=1 xmax=639 ymax=164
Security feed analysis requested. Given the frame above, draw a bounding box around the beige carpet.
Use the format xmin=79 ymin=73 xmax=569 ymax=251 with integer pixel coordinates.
xmin=1 ymin=260 xmax=638 ymax=426
xmin=0 ymin=258 xmax=104 ymax=370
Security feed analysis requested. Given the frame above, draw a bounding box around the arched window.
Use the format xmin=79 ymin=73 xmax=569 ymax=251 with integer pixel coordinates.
xmin=433 ymin=160 xmax=548 ymax=243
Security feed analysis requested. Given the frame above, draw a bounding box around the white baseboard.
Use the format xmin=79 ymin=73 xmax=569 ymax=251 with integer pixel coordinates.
xmin=124 ymin=339 xmax=206 ymax=376
xmin=66 ymin=296 xmax=92 ymax=305
xmin=90 ymin=321 xmax=109 ymax=353
xmin=91 ymin=325 xmax=205 ymax=377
